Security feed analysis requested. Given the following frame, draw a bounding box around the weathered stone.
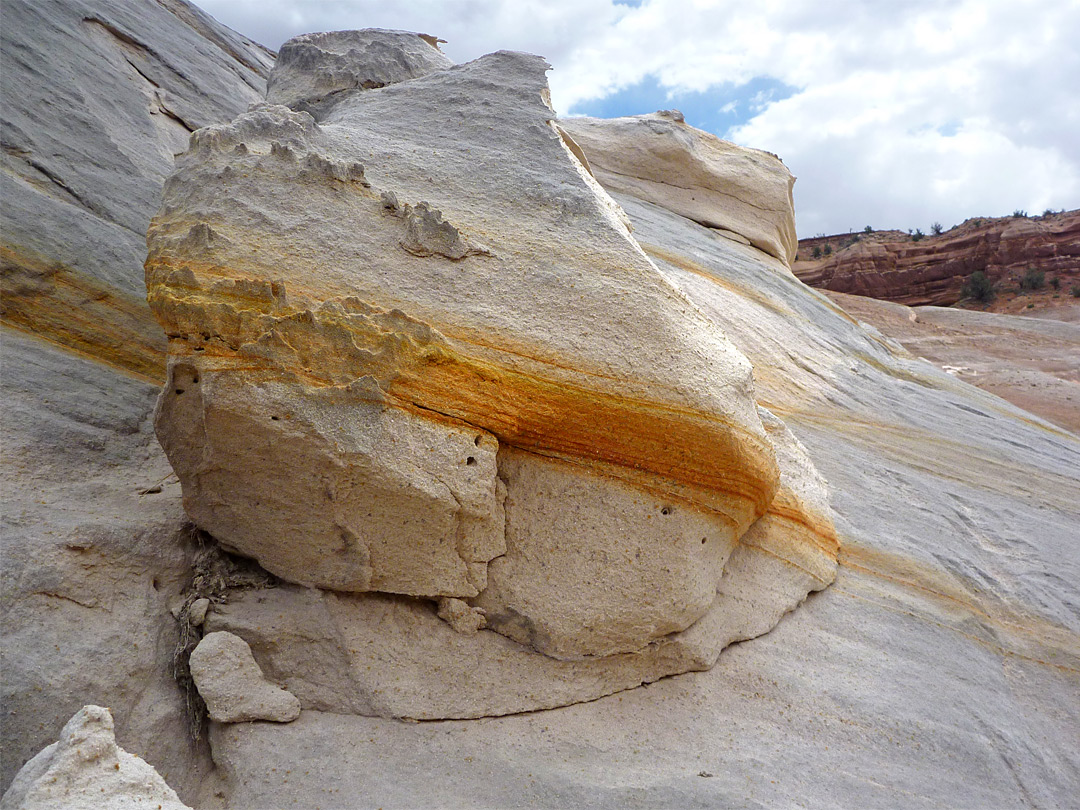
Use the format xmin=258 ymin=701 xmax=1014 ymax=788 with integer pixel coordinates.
xmin=266 ymin=29 xmax=452 ymax=116
xmin=188 ymin=631 xmax=301 ymax=723
xmin=188 ymin=597 xmax=210 ymax=626
xmin=0 ymin=706 xmax=190 ymax=810
xmin=145 ymin=32 xmax=796 ymax=673
xmin=558 ymin=111 xmax=798 ymax=265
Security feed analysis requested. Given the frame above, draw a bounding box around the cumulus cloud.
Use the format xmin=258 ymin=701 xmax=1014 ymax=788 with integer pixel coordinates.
xmin=198 ymin=0 xmax=1079 ymax=236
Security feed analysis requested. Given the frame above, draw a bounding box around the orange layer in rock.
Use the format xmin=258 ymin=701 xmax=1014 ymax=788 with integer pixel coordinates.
xmin=2 ymin=245 xmax=166 ymax=382
xmin=147 ymin=268 xmax=780 ymax=523
xmin=742 ymin=487 xmax=840 ymax=586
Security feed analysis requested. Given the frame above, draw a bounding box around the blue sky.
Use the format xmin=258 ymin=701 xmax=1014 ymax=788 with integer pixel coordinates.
xmin=198 ymin=0 xmax=1079 ymax=237
xmin=568 ymin=75 xmax=799 ymax=140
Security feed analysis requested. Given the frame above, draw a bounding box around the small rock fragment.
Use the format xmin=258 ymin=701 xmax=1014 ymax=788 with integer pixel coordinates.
xmin=188 ymin=597 xmax=210 ymax=626
xmin=188 ymin=631 xmax=300 ymax=723
xmin=437 ymin=597 xmax=486 ymax=635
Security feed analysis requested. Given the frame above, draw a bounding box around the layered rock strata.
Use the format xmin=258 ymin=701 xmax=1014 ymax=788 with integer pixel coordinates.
xmin=145 ymin=30 xmax=838 ymax=715
xmin=1 ymin=0 xmax=274 ymax=796
xmin=793 ymin=211 xmax=1080 ymax=306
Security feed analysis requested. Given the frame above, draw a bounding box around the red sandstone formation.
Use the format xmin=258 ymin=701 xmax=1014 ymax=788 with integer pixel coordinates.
xmin=793 ymin=210 xmax=1080 ymax=306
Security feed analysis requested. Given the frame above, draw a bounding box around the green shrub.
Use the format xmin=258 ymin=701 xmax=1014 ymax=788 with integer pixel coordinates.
xmin=1043 ymin=209 xmax=1055 ymax=217
xmin=1013 ymin=209 xmax=1027 ymax=218
xmin=931 ymin=222 xmax=943 ymax=235
xmin=1071 ymin=285 xmax=1080 ymax=298
xmin=912 ymin=228 xmax=925 ymax=241
xmin=812 ymin=246 xmax=822 ymax=259
xmin=962 ymin=270 xmax=995 ymax=303
xmin=823 ymin=243 xmax=832 ymax=256
xmin=1050 ymin=276 xmax=1060 ymax=290
xmin=864 ymin=225 xmax=873 ymax=233
xmin=1020 ymin=267 xmax=1045 ymax=290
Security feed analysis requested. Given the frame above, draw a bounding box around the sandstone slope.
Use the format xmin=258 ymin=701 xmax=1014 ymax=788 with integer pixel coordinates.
xmin=0 ymin=8 xmax=1077 ymax=810
xmin=823 ymin=290 xmax=1080 ymax=435
xmin=1 ymin=0 xmax=273 ymax=798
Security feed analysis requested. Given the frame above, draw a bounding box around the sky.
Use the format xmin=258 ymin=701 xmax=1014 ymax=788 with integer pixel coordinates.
xmin=198 ymin=0 xmax=1079 ymax=238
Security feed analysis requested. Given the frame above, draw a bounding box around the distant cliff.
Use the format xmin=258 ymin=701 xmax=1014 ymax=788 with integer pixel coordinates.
xmin=793 ymin=210 xmax=1080 ymax=305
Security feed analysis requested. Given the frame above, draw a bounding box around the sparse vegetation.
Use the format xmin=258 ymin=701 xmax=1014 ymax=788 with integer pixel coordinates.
xmin=1013 ymin=209 xmax=1028 ymax=218
xmin=823 ymin=243 xmax=832 ymax=256
xmin=1020 ymin=267 xmax=1045 ymax=290
xmin=1050 ymin=276 xmax=1060 ymax=290
xmin=912 ymin=228 xmax=925 ymax=241
xmin=812 ymin=246 xmax=821 ymax=259
xmin=931 ymin=222 xmax=943 ymax=235
xmin=864 ymin=225 xmax=873 ymax=233
xmin=1071 ymin=284 xmax=1080 ymax=298
xmin=961 ymin=270 xmax=995 ymax=303
xmin=1043 ymin=209 xmax=1055 ymax=217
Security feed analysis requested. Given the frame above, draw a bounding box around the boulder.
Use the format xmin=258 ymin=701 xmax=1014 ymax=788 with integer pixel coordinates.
xmin=267 ymin=29 xmax=453 ymax=116
xmin=557 ymin=111 xmax=798 ymax=265
xmin=0 ymin=706 xmax=190 ymax=810
xmin=189 ymin=632 xmax=301 ymax=723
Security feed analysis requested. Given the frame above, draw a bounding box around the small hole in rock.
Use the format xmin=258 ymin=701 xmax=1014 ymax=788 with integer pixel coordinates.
xmin=466 ymin=457 xmax=476 ymax=466
xmin=660 ymin=506 xmax=672 ymax=516
xmin=474 ymin=436 xmax=482 ymax=446
xmin=192 ymin=376 xmax=199 ymax=384
xmin=701 ymin=537 xmax=707 ymax=545
xmin=194 ymin=346 xmax=204 ymax=352
xmin=271 ymin=416 xmax=279 ymax=421
xmin=175 ymin=388 xmax=184 ymax=395
xmin=151 ymin=577 xmax=160 ymax=591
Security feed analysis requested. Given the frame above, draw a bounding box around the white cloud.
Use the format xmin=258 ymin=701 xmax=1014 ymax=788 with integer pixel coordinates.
xmin=197 ymin=0 xmax=1080 ymax=235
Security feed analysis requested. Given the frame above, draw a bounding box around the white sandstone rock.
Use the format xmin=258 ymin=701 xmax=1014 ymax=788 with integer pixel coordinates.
xmin=188 ymin=631 xmax=301 ymax=723
xmin=146 ymin=31 xmax=788 ymax=660
xmin=266 ymin=29 xmax=452 ymax=116
xmin=0 ymin=705 xmax=190 ymax=810
xmin=558 ymin=111 xmax=798 ymax=265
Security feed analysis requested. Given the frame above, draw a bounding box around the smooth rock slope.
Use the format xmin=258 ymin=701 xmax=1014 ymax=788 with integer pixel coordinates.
xmin=1 ymin=0 xmax=273 ymax=798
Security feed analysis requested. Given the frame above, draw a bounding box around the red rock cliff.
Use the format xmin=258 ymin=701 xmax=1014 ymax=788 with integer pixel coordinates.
xmin=793 ymin=210 xmax=1080 ymax=306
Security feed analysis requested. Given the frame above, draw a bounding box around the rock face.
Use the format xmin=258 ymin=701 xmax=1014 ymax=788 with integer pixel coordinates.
xmin=0 ymin=706 xmax=191 ymax=810
xmin=0 ymin=0 xmax=273 ymax=798
xmin=207 ymin=114 xmax=1079 ymax=810
xmin=3 ymin=6 xmax=1079 ymax=810
xmin=188 ymin=632 xmax=301 ymax=723
xmin=558 ymin=111 xmax=798 ymax=266
xmin=793 ymin=211 xmax=1080 ymax=305
xmin=146 ymin=29 xmax=838 ymax=716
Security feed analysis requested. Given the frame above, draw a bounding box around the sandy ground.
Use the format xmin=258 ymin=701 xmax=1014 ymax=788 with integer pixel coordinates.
xmin=824 ymin=291 xmax=1080 ymax=434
